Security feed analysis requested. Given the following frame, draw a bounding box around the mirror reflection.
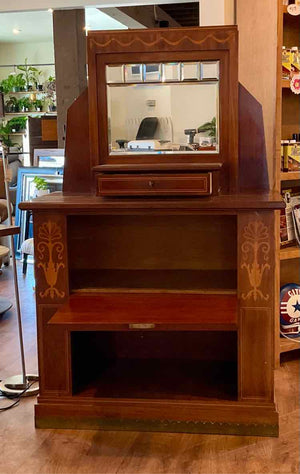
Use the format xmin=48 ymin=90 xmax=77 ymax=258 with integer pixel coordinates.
xmin=106 ymin=62 xmax=219 ymax=155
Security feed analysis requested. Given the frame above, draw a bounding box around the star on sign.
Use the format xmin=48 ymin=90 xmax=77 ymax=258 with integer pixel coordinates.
xmin=292 ymin=300 xmax=300 ymax=312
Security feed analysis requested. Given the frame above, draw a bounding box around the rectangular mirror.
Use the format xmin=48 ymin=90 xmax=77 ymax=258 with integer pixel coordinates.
xmin=106 ymin=62 xmax=219 ymax=155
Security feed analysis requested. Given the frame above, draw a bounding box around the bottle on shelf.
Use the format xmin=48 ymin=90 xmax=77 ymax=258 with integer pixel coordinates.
xmin=282 ymin=46 xmax=291 ymax=80
xmin=290 ymin=46 xmax=300 ymax=77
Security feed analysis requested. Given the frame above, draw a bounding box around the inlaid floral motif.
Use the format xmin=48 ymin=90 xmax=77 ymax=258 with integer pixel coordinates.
xmin=37 ymin=221 xmax=65 ymax=299
xmin=241 ymin=220 xmax=270 ymax=301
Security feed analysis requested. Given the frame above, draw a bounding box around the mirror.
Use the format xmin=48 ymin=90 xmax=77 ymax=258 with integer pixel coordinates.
xmin=106 ymin=61 xmax=219 ymax=155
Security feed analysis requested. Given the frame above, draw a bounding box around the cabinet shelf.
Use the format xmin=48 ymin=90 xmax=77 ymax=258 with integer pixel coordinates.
xmin=50 ymin=292 xmax=238 ymax=331
xmin=282 ymin=79 xmax=290 ymax=88
xmin=73 ymin=358 xmax=237 ymax=401
xmin=280 ymin=337 xmax=300 ymax=353
xmin=280 ymin=171 xmax=300 ymax=181
xmin=280 ymin=244 xmax=300 ymax=260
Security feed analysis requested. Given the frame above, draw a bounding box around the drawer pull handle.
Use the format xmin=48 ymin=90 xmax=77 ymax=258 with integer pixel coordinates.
xmin=148 ymin=180 xmax=154 ymax=188
xmin=129 ymin=323 xmax=155 ymax=329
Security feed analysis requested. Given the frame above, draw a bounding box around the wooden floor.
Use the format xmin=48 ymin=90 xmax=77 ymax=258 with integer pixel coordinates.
xmin=0 ymin=263 xmax=299 ymax=474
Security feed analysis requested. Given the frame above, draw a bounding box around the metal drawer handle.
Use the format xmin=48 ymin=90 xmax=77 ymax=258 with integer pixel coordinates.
xmin=129 ymin=323 xmax=155 ymax=329
xmin=148 ymin=180 xmax=154 ymax=188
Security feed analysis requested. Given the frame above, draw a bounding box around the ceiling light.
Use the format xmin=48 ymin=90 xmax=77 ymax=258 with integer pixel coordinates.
xmin=12 ymin=28 xmax=21 ymax=35
xmin=48 ymin=8 xmax=53 ymax=13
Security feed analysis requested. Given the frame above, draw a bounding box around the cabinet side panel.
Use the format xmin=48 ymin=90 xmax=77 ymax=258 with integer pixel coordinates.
xmin=238 ymin=211 xmax=275 ymax=402
xmin=37 ymin=305 xmax=71 ymax=395
xmin=33 ymin=212 xmax=69 ymax=305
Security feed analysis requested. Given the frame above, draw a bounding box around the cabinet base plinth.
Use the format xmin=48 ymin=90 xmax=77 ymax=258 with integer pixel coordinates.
xmin=35 ymin=400 xmax=279 ymax=437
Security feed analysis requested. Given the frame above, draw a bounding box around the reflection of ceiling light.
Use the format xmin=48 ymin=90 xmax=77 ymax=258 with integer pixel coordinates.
xmin=48 ymin=8 xmax=53 ymax=13
xmin=12 ymin=28 xmax=21 ymax=35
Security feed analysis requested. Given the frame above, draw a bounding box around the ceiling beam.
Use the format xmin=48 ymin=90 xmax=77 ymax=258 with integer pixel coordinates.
xmin=99 ymin=5 xmax=181 ymax=28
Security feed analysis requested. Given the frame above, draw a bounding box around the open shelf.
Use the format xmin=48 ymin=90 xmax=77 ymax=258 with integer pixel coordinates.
xmin=280 ymin=171 xmax=300 ymax=181
xmin=71 ymin=331 xmax=238 ymax=401
xmin=73 ymin=359 xmax=237 ymax=401
xmin=280 ymin=245 xmax=300 ymax=261
xmin=70 ymin=269 xmax=237 ymax=294
xmin=280 ymin=337 xmax=300 ymax=354
xmin=50 ymin=292 xmax=238 ymax=331
xmin=282 ymin=79 xmax=290 ymax=88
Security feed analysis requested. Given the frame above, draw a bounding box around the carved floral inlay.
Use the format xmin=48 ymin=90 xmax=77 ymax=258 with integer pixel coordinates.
xmin=37 ymin=221 xmax=65 ymax=299
xmin=241 ymin=220 xmax=270 ymax=302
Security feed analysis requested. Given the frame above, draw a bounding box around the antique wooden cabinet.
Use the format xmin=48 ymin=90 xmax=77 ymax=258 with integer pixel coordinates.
xmin=20 ymin=26 xmax=284 ymax=436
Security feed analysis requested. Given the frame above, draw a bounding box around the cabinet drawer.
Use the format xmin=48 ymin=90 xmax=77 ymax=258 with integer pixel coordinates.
xmin=97 ymin=173 xmax=212 ymax=197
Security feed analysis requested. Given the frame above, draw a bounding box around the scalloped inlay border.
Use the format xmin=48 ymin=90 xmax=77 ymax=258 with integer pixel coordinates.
xmin=90 ymin=31 xmax=235 ymax=50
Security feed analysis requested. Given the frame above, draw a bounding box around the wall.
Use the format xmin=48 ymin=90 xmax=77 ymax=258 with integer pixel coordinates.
xmin=0 ymin=41 xmax=55 ymax=81
xmin=200 ymin=0 xmax=235 ymax=26
xmin=237 ymin=0 xmax=277 ymax=189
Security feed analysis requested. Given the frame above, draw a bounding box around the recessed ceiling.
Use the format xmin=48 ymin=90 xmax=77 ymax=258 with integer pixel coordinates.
xmin=0 ymin=8 xmax=127 ymax=44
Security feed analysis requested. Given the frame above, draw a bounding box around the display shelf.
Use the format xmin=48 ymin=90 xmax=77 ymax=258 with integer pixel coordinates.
xmin=280 ymin=337 xmax=300 ymax=353
xmin=282 ymin=79 xmax=290 ymax=88
xmin=280 ymin=244 xmax=300 ymax=261
xmin=50 ymin=292 xmax=238 ymax=331
xmin=280 ymin=171 xmax=300 ymax=181
xmin=5 ymin=90 xmax=45 ymax=95
xmin=4 ymin=111 xmax=56 ymax=116
xmin=8 ymin=132 xmax=26 ymax=136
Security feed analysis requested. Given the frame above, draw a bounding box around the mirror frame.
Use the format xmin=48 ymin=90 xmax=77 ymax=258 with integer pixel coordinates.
xmin=87 ymin=27 xmax=238 ymax=189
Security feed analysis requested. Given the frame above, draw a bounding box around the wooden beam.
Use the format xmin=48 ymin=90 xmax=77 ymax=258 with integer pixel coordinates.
xmin=53 ymin=9 xmax=87 ymax=148
xmin=100 ymin=6 xmax=181 ymax=29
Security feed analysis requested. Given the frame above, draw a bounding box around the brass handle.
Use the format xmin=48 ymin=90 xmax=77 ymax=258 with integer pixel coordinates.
xmin=148 ymin=180 xmax=154 ymax=188
xmin=129 ymin=323 xmax=155 ymax=329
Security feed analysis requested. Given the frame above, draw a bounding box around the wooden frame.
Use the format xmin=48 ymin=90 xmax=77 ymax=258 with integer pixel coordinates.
xmin=87 ymin=26 xmax=238 ymax=191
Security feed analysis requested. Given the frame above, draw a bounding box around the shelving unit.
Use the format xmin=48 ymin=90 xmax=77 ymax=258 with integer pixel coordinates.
xmin=276 ymin=1 xmax=300 ymax=361
xmin=280 ymin=244 xmax=300 ymax=261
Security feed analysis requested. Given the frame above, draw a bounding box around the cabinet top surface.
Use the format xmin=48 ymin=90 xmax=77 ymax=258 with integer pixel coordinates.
xmin=19 ymin=191 xmax=284 ymax=212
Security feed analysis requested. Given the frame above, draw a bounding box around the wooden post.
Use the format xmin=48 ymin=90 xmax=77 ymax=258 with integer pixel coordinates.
xmin=53 ymin=9 xmax=87 ymax=148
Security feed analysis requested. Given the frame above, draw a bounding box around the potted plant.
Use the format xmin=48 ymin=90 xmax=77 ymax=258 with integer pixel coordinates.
xmin=33 ymin=98 xmax=43 ymax=111
xmin=18 ymin=96 xmax=32 ymax=112
xmin=32 ymin=176 xmax=49 ymax=198
xmin=17 ymin=58 xmax=40 ymax=91
xmin=45 ymin=75 xmax=56 ymax=111
xmin=5 ymin=96 xmax=20 ymax=113
xmin=6 ymin=116 xmax=27 ymax=133
xmin=197 ymin=117 xmax=217 ymax=145
xmin=0 ymin=123 xmax=19 ymax=153
xmin=32 ymin=69 xmax=43 ymax=91
xmin=13 ymin=73 xmax=26 ymax=92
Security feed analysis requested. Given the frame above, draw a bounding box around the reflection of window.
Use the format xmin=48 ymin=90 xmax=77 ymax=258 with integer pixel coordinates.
xmin=132 ymin=64 xmax=159 ymax=75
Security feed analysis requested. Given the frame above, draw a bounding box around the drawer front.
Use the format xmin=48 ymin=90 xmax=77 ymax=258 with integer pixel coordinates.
xmin=97 ymin=173 xmax=212 ymax=197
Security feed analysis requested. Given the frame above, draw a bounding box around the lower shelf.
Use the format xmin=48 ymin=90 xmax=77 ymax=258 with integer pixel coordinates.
xmin=73 ymin=359 xmax=238 ymax=402
xmin=280 ymin=337 xmax=300 ymax=354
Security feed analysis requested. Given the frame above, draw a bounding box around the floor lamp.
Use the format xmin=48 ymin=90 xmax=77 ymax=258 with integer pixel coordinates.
xmin=0 ymin=150 xmax=38 ymax=397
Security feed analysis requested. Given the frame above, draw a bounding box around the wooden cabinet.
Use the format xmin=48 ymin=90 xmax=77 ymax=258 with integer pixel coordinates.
xmin=20 ymin=26 xmax=284 ymax=436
